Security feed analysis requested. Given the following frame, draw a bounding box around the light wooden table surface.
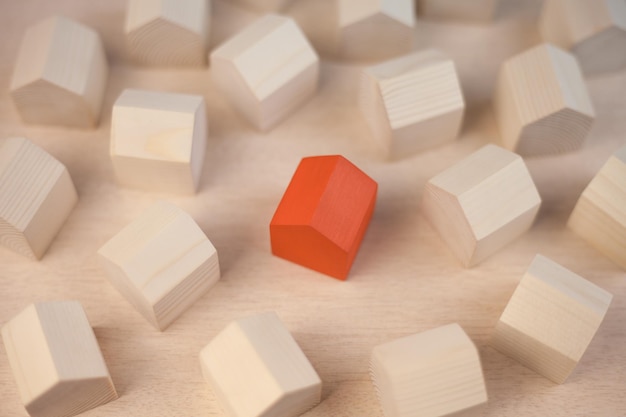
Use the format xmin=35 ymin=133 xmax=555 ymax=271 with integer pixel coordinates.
xmin=1 ymin=1 xmax=625 ymax=416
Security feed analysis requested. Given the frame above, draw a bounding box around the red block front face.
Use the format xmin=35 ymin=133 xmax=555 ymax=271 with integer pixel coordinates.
xmin=270 ymin=155 xmax=378 ymax=280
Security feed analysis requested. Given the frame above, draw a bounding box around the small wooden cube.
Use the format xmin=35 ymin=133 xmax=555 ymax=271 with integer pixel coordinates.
xmin=540 ymin=0 xmax=626 ymax=74
xmin=233 ymin=0 xmax=293 ymax=11
xmin=371 ymin=323 xmax=487 ymax=417
xmin=125 ymin=0 xmax=211 ymax=66
xmin=491 ymin=255 xmax=612 ymax=383
xmin=418 ymin=0 xmax=499 ymax=23
xmin=359 ymin=49 xmax=465 ymax=159
xmin=422 ymin=145 xmax=541 ymax=267
xmin=270 ymin=155 xmax=377 ymax=280
xmin=494 ymin=43 xmax=594 ymax=156
xmin=200 ymin=312 xmax=322 ymax=417
xmin=568 ymin=145 xmax=626 ymax=270
xmin=10 ymin=16 xmax=108 ymax=128
xmin=2 ymin=301 xmax=117 ymax=417
xmin=98 ymin=201 xmax=220 ymax=331
xmin=210 ymin=14 xmax=319 ymax=131
xmin=0 ymin=137 xmax=78 ymax=260
xmin=110 ymin=89 xmax=207 ymax=194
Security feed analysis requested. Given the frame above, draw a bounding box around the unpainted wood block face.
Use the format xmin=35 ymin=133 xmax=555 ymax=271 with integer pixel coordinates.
xmin=200 ymin=312 xmax=322 ymax=417
xmin=422 ymin=144 xmax=541 ymax=267
xmin=371 ymin=323 xmax=487 ymax=417
xmin=568 ymin=145 xmax=626 ymax=270
xmin=491 ymin=254 xmax=612 ymax=384
xmin=540 ymin=0 xmax=626 ymax=74
xmin=0 ymin=137 xmax=78 ymax=260
xmin=98 ymin=201 xmax=220 ymax=331
xmin=1 ymin=301 xmax=117 ymax=417
xmin=417 ymin=0 xmax=499 ymax=22
xmin=493 ymin=43 xmax=594 ymax=157
xmin=125 ymin=0 xmax=211 ymax=66
xmin=9 ymin=16 xmax=109 ymax=128
xmin=233 ymin=0 xmax=293 ymax=12
xmin=110 ymin=89 xmax=207 ymax=194
xmin=359 ymin=49 xmax=465 ymax=159
xmin=270 ymin=155 xmax=378 ymax=280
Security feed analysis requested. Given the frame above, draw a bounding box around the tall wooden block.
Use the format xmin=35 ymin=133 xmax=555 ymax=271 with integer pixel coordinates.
xmin=110 ymin=89 xmax=207 ymax=194
xmin=270 ymin=155 xmax=377 ymax=280
xmin=0 ymin=137 xmax=77 ymax=260
xmin=210 ymin=14 xmax=319 ymax=131
xmin=200 ymin=312 xmax=322 ymax=417
xmin=125 ymin=0 xmax=211 ymax=66
xmin=540 ymin=0 xmax=626 ymax=74
xmin=98 ymin=201 xmax=220 ymax=331
xmin=417 ymin=0 xmax=499 ymax=23
xmin=371 ymin=323 xmax=487 ymax=417
xmin=491 ymin=255 xmax=612 ymax=383
xmin=9 ymin=16 xmax=108 ymax=128
xmin=568 ymin=146 xmax=626 ymax=270
xmin=359 ymin=49 xmax=465 ymax=159
xmin=422 ymin=145 xmax=541 ymax=267
xmin=1 ymin=301 xmax=117 ymax=417
xmin=233 ymin=0 xmax=293 ymax=12
xmin=494 ymin=43 xmax=594 ymax=156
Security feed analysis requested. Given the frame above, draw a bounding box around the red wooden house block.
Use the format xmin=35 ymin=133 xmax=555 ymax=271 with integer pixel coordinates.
xmin=270 ymin=155 xmax=378 ymax=280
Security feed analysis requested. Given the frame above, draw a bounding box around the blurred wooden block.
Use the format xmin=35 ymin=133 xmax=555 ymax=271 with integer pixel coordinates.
xmin=491 ymin=254 xmax=612 ymax=383
xmin=494 ymin=43 xmax=594 ymax=156
xmin=110 ymin=89 xmax=207 ymax=194
xmin=200 ymin=312 xmax=322 ymax=417
xmin=210 ymin=14 xmax=319 ymax=131
xmin=540 ymin=0 xmax=626 ymax=74
xmin=418 ymin=0 xmax=499 ymax=23
xmin=125 ymin=0 xmax=211 ymax=66
xmin=359 ymin=49 xmax=465 ymax=159
xmin=0 ymin=137 xmax=77 ymax=260
xmin=371 ymin=323 xmax=487 ymax=417
xmin=270 ymin=155 xmax=377 ymax=280
xmin=9 ymin=16 xmax=108 ymax=128
xmin=98 ymin=201 xmax=220 ymax=331
xmin=1 ymin=301 xmax=117 ymax=417
xmin=568 ymin=146 xmax=626 ymax=270
xmin=422 ymin=144 xmax=541 ymax=267
xmin=234 ymin=0 xmax=293 ymax=11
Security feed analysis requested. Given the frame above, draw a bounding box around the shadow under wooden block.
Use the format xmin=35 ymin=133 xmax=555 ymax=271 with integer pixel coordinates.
xmin=417 ymin=0 xmax=500 ymax=23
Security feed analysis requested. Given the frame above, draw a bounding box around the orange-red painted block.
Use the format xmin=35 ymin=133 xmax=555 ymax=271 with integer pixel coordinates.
xmin=270 ymin=155 xmax=378 ymax=280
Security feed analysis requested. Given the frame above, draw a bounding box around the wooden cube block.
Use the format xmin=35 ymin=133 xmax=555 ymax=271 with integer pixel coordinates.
xmin=125 ymin=0 xmax=211 ymax=66
xmin=359 ymin=49 xmax=465 ymax=159
xmin=417 ymin=0 xmax=499 ymax=23
xmin=9 ymin=16 xmax=108 ymax=128
xmin=0 ymin=137 xmax=78 ymax=260
xmin=210 ymin=14 xmax=319 ymax=131
xmin=270 ymin=155 xmax=377 ymax=280
xmin=98 ymin=201 xmax=220 ymax=331
xmin=491 ymin=255 xmax=612 ymax=383
xmin=568 ymin=146 xmax=626 ymax=270
xmin=494 ymin=43 xmax=594 ymax=156
xmin=110 ymin=89 xmax=207 ymax=194
xmin=371 ymin=323 xmax=487 ymax=417
xmin=1 ymin=301 xmax=117 ymax=417
xmin=422 ymin=145 xmax=541 ymax=267
xmin=233 ymin=0 xmax=293 ymax=12
xmin=200 ymin=312 xmax=322 ymax=417
xmin=540 ymin=0 xmax=626 ymax=74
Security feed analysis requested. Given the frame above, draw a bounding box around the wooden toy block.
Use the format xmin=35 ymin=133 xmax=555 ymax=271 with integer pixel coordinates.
xmin=110 ymin=89 xmax=207 ymax=194
xmin=337 ymin=0 xmax=415 ymax=62
xmin=568 ymin=146 xmax=626 ymax=270
xmin=422 ymin=144 xmax=541 ymax=267
xmin=125 ymin=0 xmax=211 ymax=66
xmin=0 ymin=137 xmax=78 ymax=260
xmin=493 ymin=43 xmax=594 ymax=157
xmin=9 ymin=16 xmax=108 ymax=128
xmin=359 ymin=49 xmax=465 ymax=159
xmin=371 ymin=323 xmax=487 ymax=417
xmin=540 ymin=0 xmax=626 ymax=75
xmin=491 ymin=254 xmax=613 ymax=383
xmin=98 ymin=201 xmax=220 ymax=331
xmin=417 ymin=0 xmax=499 ymax=23
xmin=210 ymin=14 xmax=319 ymax=131
xmin=270 ymin=155 xmax=377 ymax=280
xmin=200 ymin=312 xmax=322 ymax=417
xmin=1 ymin=301 xmax=117 ymax=417
xmin=233 ymin=0 xmax=293 ymax=12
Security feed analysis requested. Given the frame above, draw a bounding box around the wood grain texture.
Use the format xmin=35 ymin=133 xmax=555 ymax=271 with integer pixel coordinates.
xmin=417 ymin=0 xmax=499 ymax=23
